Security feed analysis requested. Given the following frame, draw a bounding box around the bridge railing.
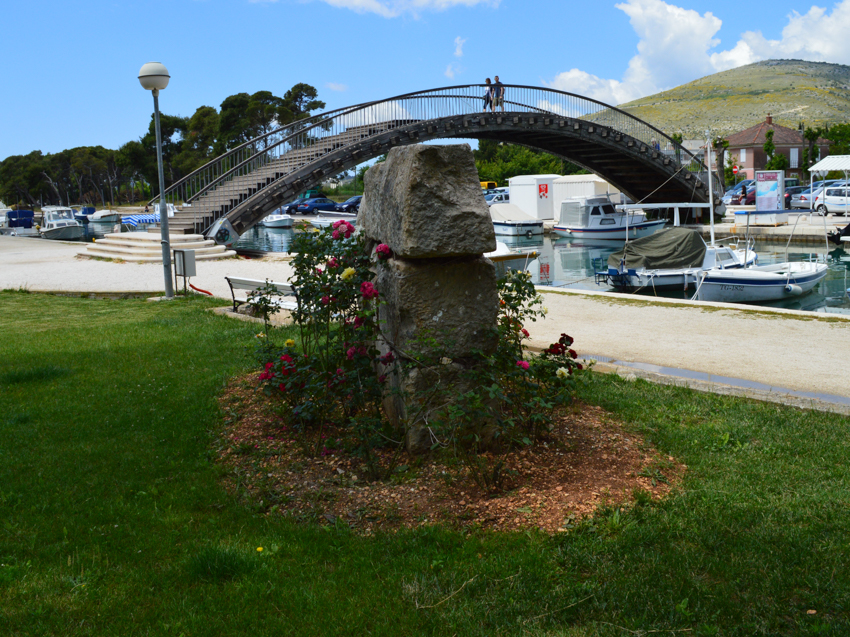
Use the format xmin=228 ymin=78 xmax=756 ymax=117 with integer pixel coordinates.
xmin=154 ymin=85 xmax=720 ymax=232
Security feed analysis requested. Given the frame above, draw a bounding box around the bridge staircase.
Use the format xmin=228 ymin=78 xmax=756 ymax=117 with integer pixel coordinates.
xmin=151 ymin=86 xmax=721 ymax=237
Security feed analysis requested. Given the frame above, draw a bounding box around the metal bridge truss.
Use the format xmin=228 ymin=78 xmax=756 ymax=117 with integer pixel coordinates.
xmin=151 ymin=85 xmax=721 ymax=235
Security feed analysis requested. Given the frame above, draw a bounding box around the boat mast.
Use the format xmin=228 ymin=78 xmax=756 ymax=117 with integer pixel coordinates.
xmin=705 ymin=130 xmax=716 ymax=246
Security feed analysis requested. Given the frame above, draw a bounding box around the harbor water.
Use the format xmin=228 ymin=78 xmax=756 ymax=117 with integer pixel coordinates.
xmin=233 ymin=225 xmax=850 ymax=316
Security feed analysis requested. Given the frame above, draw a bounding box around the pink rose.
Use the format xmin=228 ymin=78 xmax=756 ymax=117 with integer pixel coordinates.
xmin=360 ymin=281 xmax=379 ymax=300
xmin=516 ymin=360 xmax=530 ymax=371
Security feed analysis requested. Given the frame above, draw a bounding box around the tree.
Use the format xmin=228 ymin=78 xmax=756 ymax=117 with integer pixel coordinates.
xmin=281 ymin=83 xmax=325 ymax=124
xmin=218 ymin=92 xmax=253 ymax=151
xmin=826 ymin=123 xmax=850 ymax=155
xmin=763 ymin=131 xmax=789 ymax=170
xmin=712 ymin=137 xmax=729 ymax=191
xmin=0 ymin=152 xmax=47 ymax=206
xmin=174 ymin=106 xmax=220 ymax=176
xmin=473 ymin=140 xmax=586 ymax=185
xmin=671 ymin=132 xmax=683 ymax=165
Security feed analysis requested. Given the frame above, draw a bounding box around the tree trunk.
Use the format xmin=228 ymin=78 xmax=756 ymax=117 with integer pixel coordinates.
xmin=41 ymin=171 xmax=63 ymax=206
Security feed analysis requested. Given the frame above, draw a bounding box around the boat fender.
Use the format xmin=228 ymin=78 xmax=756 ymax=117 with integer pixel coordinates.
xmin=785 ymin=284 xmax=803 ymax=296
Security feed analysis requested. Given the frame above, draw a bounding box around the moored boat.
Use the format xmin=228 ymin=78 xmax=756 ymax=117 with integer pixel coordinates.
xmin=695 ymin=261 xmax=828 ymax=303
xmin=39 ymin=206 xmax=84 ymax=240
xmin=262 ymin=211 xmax=294 ymax=228
xmin=553 ymin=195 xmax=666 ymax=240
xmin=88 ymin=209 xmax=122 ymax=223
xmin=598 ymin=227 xmax=756 ymax=292
xmin=489 ymin=203 xmax=545 ymax=237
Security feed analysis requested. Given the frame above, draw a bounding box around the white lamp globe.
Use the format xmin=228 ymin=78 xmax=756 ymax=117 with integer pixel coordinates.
xmin=138 ymin=62 xmax=170 ymax=91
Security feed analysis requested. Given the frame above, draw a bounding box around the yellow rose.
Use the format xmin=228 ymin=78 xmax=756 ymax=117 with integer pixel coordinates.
xmin=341 ymin=267 xmax=357 ymax=281
xmin=285 ymin=339 xmax=295 ymax=348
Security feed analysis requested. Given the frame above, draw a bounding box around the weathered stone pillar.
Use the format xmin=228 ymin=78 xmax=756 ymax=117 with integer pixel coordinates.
xmin=358 ymin=144 xmax=499 ymax=454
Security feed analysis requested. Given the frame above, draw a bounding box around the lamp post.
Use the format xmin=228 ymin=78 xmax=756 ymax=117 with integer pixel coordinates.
xmin=138 ymin=61 xmax=174 ymax=299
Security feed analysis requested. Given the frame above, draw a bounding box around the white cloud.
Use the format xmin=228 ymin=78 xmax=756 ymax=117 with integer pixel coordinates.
xmin=326 ymin=82 xmax=348 ymax=92
xmin=547 ymin=0 xmax=850 ymax=106
xmin=445 ymin=63 xmax=460 ymax=79
xmin=454 ymin=36 xmax=466 ymax=57
xmin=312 ymin=0 xmax=498 ymax=18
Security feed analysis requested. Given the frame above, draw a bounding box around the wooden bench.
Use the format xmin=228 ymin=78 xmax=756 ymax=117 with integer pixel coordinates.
xmin=224 ymin=276 xmax=298 ymax=313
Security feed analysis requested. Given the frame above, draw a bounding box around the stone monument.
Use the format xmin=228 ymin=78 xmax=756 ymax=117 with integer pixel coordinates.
xmin=358 ymin=144 xmax=500 ymax=453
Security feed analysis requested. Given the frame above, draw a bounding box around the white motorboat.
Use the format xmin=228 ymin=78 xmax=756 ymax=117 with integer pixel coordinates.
xmin=261 ymin=212 xmax=293 ymax=228
xmin=87 ymin=209 xmax=122 ymax=223
xmin=310 ymin=211 xmax=357 ymax=230
xmin=39 ymin=206 xmax=84 ymax=240
xmin=553 ymin=195 xmax=666 ymax=240
xmin=694 ymin=261 xmax=828 ymax=303
xmin=694 ymin=211 xmax=830 ymax=303
xmin=599 ymin=227 xmax=757 ymax=292
xmin=489 ymin=203 xmax=544 ymax=237
xmin=0 ymin=201 xmax=11 ymax=228
xmin=485 ymin=241 xmax=539 ymax=277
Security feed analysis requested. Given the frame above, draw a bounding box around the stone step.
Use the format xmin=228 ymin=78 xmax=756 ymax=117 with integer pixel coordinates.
xmin=80 ymin=247 xmax=237 ymax=262
xmin=94 ymin=238 xmax=220 ymax=251
xmin=77 ymin=231 xmax=237 ymax=262
xmin=103 ymin=231 xmax=207 ymax=243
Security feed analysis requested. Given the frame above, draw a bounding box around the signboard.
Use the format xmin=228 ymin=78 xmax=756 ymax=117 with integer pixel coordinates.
xmin=732 ymin=165 xmax=739 ymax=175
xmin=538 ymin=184 xmax=548 ymax=199
xmin=755 ymin=170 xmax=784 ymax=211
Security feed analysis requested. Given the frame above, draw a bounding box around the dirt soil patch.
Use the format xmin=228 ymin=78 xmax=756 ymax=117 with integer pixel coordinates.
xmin=217 ymin=375 xmax=684 ymax=535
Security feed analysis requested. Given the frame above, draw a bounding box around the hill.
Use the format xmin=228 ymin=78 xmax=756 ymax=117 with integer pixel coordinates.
xmin=617 ymin=59 xmax=850 ymax=138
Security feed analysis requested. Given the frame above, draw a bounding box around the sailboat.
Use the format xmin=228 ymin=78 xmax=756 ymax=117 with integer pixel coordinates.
xmin=694 ymin=216 xmax=828 ymax=303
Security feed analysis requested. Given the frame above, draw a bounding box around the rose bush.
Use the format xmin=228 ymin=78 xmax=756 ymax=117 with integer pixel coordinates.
xmin=255 ymin=227 xmax=587 ymax=489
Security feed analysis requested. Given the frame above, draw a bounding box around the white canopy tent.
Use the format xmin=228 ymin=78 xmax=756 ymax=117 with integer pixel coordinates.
xmin=808 ymin=155 xmax=850 ymax=218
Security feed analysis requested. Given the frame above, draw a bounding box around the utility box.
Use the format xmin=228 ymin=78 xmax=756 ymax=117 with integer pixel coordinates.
xmin=206 ymin=216 xmax=240 ymax=247
xmin=552 ymin=175 xmax=620 ymax=205
xmin=507 ymin=174 xmax=561 ymax=220
xmin=174 ymin=249 xmax=196 ymax=278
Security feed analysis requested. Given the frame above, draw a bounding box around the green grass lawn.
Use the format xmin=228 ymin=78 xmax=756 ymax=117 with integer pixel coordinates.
xmin=1 ymin=290 xmax=848 ymax=636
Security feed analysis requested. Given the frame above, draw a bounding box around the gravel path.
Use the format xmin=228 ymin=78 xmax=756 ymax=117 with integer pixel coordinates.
xmin=3 ymin=235 xmax=849 ymax=402
xmin=531 ymin=288 xmax=850 ymax=400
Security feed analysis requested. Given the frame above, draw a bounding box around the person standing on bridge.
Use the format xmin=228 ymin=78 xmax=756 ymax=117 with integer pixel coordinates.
xmin=483 ymin=78 xmax=494 ymax=113
xmin=493 ymin=76 xmax=505 ymax=112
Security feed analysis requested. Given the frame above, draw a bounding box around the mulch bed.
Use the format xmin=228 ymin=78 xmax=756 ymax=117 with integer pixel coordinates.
xmin=217 ymin=374 xmax=684 ymax=535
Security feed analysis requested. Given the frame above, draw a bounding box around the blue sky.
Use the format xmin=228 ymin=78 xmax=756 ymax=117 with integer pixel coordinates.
xmin=4 ymin=0 xmax=850 ymax=159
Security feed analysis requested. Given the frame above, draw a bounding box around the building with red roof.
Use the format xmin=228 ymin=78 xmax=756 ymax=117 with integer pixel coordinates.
xmin=724 ymin=115 xmax=830 ymax=181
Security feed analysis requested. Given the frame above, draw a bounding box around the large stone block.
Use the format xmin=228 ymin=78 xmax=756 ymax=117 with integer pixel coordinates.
xmin=375 ymin=256 xmax=498 ymax=358
xmin=359 ymin=144 xmax=497 ymax=258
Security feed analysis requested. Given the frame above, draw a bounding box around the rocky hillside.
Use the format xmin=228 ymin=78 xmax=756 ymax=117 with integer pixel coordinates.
xmin=617 ymin=59 xmax=850 ymax=138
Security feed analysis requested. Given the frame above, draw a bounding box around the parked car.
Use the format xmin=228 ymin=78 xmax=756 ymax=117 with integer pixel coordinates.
xmin=281 ymin=197 xmax=309 ymax=214
xmin=724 ymin=180 xmax=755 ymax=205
xmin=814 ymin=187 xmax=850 ymax=215
xmin=783 ymin=185 xmax=807 ymax=209
xmin=335 ymin=196 xmax=362 ymax=213
xmin=484 ymin=192 xmax=510 ymax=206
xmin=296 ymin=197 xmax=338 ymax=214
xmin=795 ymin=180 xmax=847 ymax=210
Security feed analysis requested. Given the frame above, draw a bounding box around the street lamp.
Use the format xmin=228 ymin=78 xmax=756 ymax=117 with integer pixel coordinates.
xmin=138 ymin=61 xmax=174 ymax=299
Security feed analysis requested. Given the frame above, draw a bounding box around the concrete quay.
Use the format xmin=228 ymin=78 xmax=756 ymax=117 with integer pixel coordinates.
xmin=699 ymin=208 xmax=845 ymax=244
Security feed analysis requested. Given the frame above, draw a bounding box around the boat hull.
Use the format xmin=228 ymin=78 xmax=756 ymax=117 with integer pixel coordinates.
xmin=88 ymin=213 xmax=121 ymax=224
xmin=263 ymin=215 xmax=293 ymax=228
xmin=309 ymin=217 xmax=358 ymax=230
xmin=41 ymin=225 xmax=84 ymax=240
xmin=696 ymin=263 xmax=828 ymax=303
xmin=493 ymin=221 xmax=544 ymax=237
xmin=552 ymin=219 xmax=666 ymax=240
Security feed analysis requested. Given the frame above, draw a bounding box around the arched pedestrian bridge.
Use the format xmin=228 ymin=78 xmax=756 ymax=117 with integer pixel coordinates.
xmin=154 ymin=85 xmax=721 ymax=235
